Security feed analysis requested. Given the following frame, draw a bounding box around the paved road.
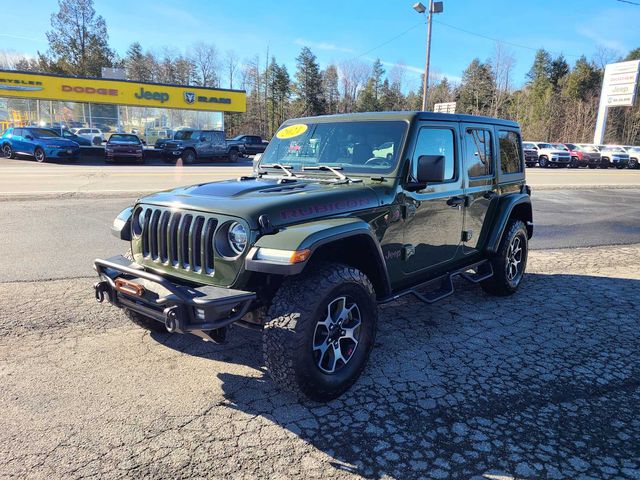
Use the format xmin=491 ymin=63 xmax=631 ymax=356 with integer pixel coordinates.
xmin=2 ymin=156 xmax=640 ymax=196
xmin=1 ymin=244 xmax=638 ymax=479
xmin=0 ymin=189 xmax=638 ymax=282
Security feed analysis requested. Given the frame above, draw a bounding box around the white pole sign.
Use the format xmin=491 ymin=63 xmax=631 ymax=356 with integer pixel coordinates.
xmin=593 ymin=59 xmax=640 ymax=144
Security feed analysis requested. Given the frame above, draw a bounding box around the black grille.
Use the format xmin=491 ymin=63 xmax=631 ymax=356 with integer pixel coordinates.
xmin=140 ymin=207 xmax=217 ymax=273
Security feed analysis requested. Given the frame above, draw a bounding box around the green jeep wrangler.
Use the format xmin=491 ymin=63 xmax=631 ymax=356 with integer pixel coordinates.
xmin=95 ymin=112 xmax=532 ymax=401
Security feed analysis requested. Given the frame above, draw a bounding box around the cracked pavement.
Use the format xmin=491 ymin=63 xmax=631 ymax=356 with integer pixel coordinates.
xmin=1 ymin=244 xmax=639 ymax=479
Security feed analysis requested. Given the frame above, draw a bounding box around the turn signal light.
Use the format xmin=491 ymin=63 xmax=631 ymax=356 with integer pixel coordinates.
xmin=255 ymin=248 xmax=311 ymax=264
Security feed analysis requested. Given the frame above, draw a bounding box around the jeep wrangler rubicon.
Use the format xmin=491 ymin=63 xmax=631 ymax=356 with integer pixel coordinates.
xmin=94 ymin=112 xmax=533 ymax=401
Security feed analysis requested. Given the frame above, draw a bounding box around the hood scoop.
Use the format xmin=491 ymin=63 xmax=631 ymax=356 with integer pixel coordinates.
xmin=259 ymin=183 xmax=308 ymax=194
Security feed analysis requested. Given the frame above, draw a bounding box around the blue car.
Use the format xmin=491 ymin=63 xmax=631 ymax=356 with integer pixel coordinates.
xmin=1 ymin=127 xmax=80 ymax=162
xmin=58 ymin=129 xmax=92 ymax=146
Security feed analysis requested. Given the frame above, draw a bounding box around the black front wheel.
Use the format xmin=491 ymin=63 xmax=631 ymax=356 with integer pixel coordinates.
xmin=34 ymin=147 xmax=46 ymax=163
xmin=539 ymin=157 xmax=548 ymax=168
xmin=482 ymin=219 xmax=528 ymax=296
xmin=182 ymin=150 xmax=196 ymax=164
xmin=2 ymin=144 xmax=14 ymax=158
xmin=228 ymin=149 xmax=239 ymax=163
xmin=263 ymin=263 xmax=377 ymax=401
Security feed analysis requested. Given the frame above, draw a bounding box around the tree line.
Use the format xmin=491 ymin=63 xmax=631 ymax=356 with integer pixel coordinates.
xmin=1 ymin=0 xmax=639 ymax=144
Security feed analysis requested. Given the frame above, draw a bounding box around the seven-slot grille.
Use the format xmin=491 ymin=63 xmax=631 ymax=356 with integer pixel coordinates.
xmin=138 ymin=207 xmax=217 ymax=274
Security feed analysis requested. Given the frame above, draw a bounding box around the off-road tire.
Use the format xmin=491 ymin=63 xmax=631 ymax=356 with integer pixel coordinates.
xmin=124 ymin=309 xmax=166 ymax=333
xmin=481 ymin=219 xmax=528 ymax=296
xmin=263 ymin=263 xmax=377 ymax=401
xmin=183 ymin=149 xmax=196 ymax=164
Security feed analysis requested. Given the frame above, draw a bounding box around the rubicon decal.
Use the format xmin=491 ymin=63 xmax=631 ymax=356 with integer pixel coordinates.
xmin=280 ymin=198 xmax=372 ymax=220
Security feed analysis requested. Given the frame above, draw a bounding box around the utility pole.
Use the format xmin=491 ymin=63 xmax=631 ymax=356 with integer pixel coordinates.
xmin=414 ymin=1 xmax=443 ymax=111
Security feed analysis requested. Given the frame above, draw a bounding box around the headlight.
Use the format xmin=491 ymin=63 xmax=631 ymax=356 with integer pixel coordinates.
xmin=227 ymin=222 xmax=247 ymax=254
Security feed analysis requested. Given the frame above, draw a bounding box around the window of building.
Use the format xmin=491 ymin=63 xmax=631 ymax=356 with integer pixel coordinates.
xmin=498 ymin=130 xmax=523 ymax=174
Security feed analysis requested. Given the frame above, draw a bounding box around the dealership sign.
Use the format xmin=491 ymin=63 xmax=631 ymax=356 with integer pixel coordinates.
xmin=0 ymin=70 xmax=246 ymax=113
xmin=593 ymin=60 xmax=640 ymax=144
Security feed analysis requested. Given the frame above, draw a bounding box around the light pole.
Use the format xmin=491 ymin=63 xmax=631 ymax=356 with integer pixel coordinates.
xmin=413 ymin=1 xmax=443 ymax=111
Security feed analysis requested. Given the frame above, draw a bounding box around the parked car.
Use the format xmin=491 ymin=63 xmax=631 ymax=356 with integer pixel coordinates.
xmin=570 ymin=144 xmax=602 ymax=168
xmin=0 ymin=126 xmax=80 ymax=162
xmin=105 ymin=134 xmax=144 ymax=164
xmin=597 ymin=145 xmax=629 ymax=169
xmin=623 ymin=146 xmax=640 ymax=169
xmin=147 ymin=128 xmax=174 ymax=148
xmin=161 ymin=129 xmax=237 ymax=164
xmin=58 ymin=128 xmax=92 ymax=146
xmin=226 ymin=135 xmax=269 ymax=157
xmin=533 ymin=142 xmax=571 ymax=168
xmin=522 ymin=142 xmax=539 ymax=167
xmin=95 ymin=111 xmax=533 ymax=401
xmin=72 ymin=127 xmax=104 ymax=145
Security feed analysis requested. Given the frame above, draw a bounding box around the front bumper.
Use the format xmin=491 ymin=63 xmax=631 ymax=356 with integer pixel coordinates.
xmin=94 ymin=255 xmax=256 ymax=333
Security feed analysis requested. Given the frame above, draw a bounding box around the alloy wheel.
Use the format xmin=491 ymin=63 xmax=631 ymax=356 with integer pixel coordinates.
xmin=506 ymin=235 xmax=524 ymax=282
xmin=312 ymin=296 xmax=361 ymax=374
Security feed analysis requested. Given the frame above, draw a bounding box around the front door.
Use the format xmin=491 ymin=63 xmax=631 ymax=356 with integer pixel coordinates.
xmin=402 ymin=122 xmax=464 ymax=276
xmin=461 ymin=123 xmax=496 ymax=253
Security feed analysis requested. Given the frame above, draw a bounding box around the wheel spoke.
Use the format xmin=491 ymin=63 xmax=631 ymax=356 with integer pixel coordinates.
xmin=313 ymin=340 xmax=331 ymax=369
xmin=329 ymin=343 xmax=347 ymax=372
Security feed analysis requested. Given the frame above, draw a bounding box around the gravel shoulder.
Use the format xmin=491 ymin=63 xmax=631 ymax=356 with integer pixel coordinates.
xmin=1 ymin=245 xmax=639 ymax=479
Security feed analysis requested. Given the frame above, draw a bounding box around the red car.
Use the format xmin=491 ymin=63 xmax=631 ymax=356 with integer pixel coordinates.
xmin=105 ymin=134 xmax=144 ymax=164
xmin=564 ymin=143 xmax=601 ymax=168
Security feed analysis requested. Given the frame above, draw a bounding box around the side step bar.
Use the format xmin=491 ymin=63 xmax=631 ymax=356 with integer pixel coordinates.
xmin=379 ymin=260 xmax=493 ymax=305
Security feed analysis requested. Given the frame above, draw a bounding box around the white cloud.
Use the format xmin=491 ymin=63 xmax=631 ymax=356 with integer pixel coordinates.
xmin=293 ymin=38 xmax=355 ymax=54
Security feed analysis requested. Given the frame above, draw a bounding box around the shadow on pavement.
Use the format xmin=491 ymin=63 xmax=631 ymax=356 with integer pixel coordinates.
xmin=154 ymin=272 xmax=640 ymax=479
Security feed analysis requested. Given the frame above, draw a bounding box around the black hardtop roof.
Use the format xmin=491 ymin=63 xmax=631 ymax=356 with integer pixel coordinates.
xmin=282 ymin=111 xmax=519 ymax=128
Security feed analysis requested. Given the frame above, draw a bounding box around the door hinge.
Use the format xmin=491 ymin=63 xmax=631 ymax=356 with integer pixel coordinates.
xmin=402 ymin=244 xmax=415 ymax=260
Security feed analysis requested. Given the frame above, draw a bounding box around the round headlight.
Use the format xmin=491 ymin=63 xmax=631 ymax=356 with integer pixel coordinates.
xmin=227 ymin=222 xmax=247 ymax=255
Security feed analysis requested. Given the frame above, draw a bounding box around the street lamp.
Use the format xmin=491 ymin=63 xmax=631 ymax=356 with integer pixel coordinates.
xmin=414 ymin=1 xmax=443 ymax=111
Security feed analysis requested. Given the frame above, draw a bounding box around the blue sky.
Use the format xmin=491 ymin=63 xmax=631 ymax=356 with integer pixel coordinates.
xmin=2 ymin=0 xmax=640 ymax=91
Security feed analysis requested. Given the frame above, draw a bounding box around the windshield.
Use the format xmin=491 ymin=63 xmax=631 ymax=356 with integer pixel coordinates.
xmin=108 ymin=134 xmax=140 ymax=144
xmin=537 ymin=143 xmax=553 ymax=149
xmin=259 ymin=120 xmax=407 ymax=175
xmin=609 ymin=147 xmax=625 ymax=152
xmin=522 ymin=142 xmax=536 ymax=149
xmin=554 ymin=144 xmax=568 ymax=150
xmin=174 ymin=130 xmax=195 ymax=140
xmin=231 ymin=135 xmax=244 ymax=141
xmin=581 ymin=145 xmax=597 ymax=152
xmin=29 ymin=129 xmax=59 ymax=138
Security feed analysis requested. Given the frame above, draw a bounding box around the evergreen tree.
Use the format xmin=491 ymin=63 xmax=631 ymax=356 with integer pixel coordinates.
xmin=322 ymin=65 xmax=340 ymax=114
xmin=125 ymin=42 xmax=153 ymax=82
xmin=564 ymin=56 xmax=599 ymax=101
xmin=550 ymin=54 xmax=569 ymax=90
xmin=527 ymin=49 xmax=552 ymax=84
xmin=456 ymin=59 xmax=495 ymax=115
xmin=293 ymin=47 xmax=325 ymax=116
xmin=44 ymin=0 xmax=115 ymax=77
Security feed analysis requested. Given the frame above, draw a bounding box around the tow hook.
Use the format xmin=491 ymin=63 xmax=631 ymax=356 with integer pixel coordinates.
xmin=164 ymin=305 xmax=186 ymax=333
xmin=94 ymin=281 xmax=109 ymax=303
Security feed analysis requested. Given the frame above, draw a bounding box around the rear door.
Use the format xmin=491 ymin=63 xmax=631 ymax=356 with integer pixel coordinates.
xmin=461 ymin=123 xmax=496 ymax=253
xmin=199 ymin=131 xmax=213 ymax=157
xmin=401 ymin=121 xmax=465 ymax=276
xmin=11 ymin=128 xmax=26 ymax=153
xmin=213 ymin=131 xmax=227 ymax=156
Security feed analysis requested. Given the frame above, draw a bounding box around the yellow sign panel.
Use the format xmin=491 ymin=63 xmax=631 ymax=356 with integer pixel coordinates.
xmin=276 ymin=124 xmax=308 ymax=139
xmin=0 ymin=70 xmax=246 ymax=113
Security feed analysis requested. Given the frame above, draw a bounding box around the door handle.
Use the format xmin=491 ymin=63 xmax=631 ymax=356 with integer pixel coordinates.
xmin=446 ymin=196 xmax=466 ymax=207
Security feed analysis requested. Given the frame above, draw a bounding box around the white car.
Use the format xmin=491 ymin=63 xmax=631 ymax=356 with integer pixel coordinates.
xmin=532 ymin=142 xmax=571 ymax=168
xmin=596 ymin=145 xmax=630 ymax=169
xmin=623 ymin=146 xmax=640 ymax=169
xmin=72 ymin=128 xmax=104 ymax=145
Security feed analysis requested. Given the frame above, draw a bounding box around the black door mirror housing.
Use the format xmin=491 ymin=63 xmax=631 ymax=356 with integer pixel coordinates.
xmin=405 ymin=155 xmax=446 ymax=191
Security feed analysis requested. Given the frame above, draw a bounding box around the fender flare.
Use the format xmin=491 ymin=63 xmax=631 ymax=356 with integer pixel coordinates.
xmin=484 ymin=193 xmax=533 ymax=254
xmin=245 ymin=217 xmax=391 ymax=295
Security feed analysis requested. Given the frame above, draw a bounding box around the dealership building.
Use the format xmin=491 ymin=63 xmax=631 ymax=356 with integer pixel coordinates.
xmin=0 ymin=70 xmax=246 ymax=144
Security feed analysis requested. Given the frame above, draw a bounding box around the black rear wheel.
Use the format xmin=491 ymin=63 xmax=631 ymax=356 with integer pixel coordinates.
xmin=228 ymin=149 xmax=239 ymax=163
xmin=263 ymin=263 xmax=377 ymax=401
xmin=183 ymin=149 xmax=196 ymax=164
xmin=539 ymin=157 xmax=548 ymax=168
xmin=2 ymin=144 xmax=14 ymax=158
xmin=482 ymin=219 xmax=528 ymax=296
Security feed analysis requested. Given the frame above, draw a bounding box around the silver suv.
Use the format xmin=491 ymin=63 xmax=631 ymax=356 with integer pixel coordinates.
xmin=597 ymin=145 xmax=630 ymax=169
xmin=532 ymin=142 xmax=571 ymax=168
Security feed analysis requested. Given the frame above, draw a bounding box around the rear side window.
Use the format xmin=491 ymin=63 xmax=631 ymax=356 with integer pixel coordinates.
xmin=413 ymin=127 xmax=456 ymax=181
xmin=498 ymin=130 xmax=523 ymax=174
xmin=465 ymin=128 xmax=493 ymax=177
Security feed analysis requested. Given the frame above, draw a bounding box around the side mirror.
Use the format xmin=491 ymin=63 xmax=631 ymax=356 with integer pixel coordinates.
xmin=200 ymin=136 xmax=207 ymax=142
xmin=25 ymin=135 xmax=34 ymax=140
xmin=406 ymin=155 xmax=445 ymax=191
xmin=252 ymin=153 xmax=262 ymax=172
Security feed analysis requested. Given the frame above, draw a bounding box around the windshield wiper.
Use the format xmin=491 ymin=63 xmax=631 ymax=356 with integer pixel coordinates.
xmin=259 ymin=163 xmax=296 ymax=177
xmin=302 ymin=165 xmax=360 ymax=183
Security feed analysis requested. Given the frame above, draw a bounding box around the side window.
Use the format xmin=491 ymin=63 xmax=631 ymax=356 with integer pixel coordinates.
xmin=201 ymin=132 xmax=213 ymax=141
xmin=14 ymin=128 xmax=23 ymax=137
xmin=465 ymin=128 xmax=493 ymax=177
xmin=498 ymin=130 xmax=523 ymax=174
xmin=412 ymin=127 xmax=456 ymax=181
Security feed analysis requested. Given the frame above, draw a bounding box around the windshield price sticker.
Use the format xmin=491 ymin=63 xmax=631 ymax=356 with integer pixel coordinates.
xmin=276 ymin=124 xmax=308 ymax=139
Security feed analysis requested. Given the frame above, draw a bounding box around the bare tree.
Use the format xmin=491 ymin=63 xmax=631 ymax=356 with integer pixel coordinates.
xmin=224 ymin=50 xmax=240 ymax=90
xmin=592 ymin=45 xmax=620 ymax=71
xmin=337 ymin=59 xmax=370 ymax=113
xmin=489 ymin=43 xmax=516 ymax=117
xmin=191 ymin=42 xmax=220 ymax=87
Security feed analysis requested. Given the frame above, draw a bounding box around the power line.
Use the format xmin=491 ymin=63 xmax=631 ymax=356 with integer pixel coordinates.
xmin=616 ymin=0 xmax=640 ymax=5
xmin=433 ymin=19 xmax=581 ymax=58
xmin=353 ymin=22 xmax=423 ymax=60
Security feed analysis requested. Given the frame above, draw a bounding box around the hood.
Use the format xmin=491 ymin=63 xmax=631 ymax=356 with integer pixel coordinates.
xmin=137 ymin=177 xmax=381 ymax=229
xmin=40 ymin=137 xmax=78 ymax=147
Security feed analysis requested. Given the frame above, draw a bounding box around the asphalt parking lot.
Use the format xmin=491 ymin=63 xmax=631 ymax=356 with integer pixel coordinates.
xmin=0 ymin=160 xmax=639 ymax=479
